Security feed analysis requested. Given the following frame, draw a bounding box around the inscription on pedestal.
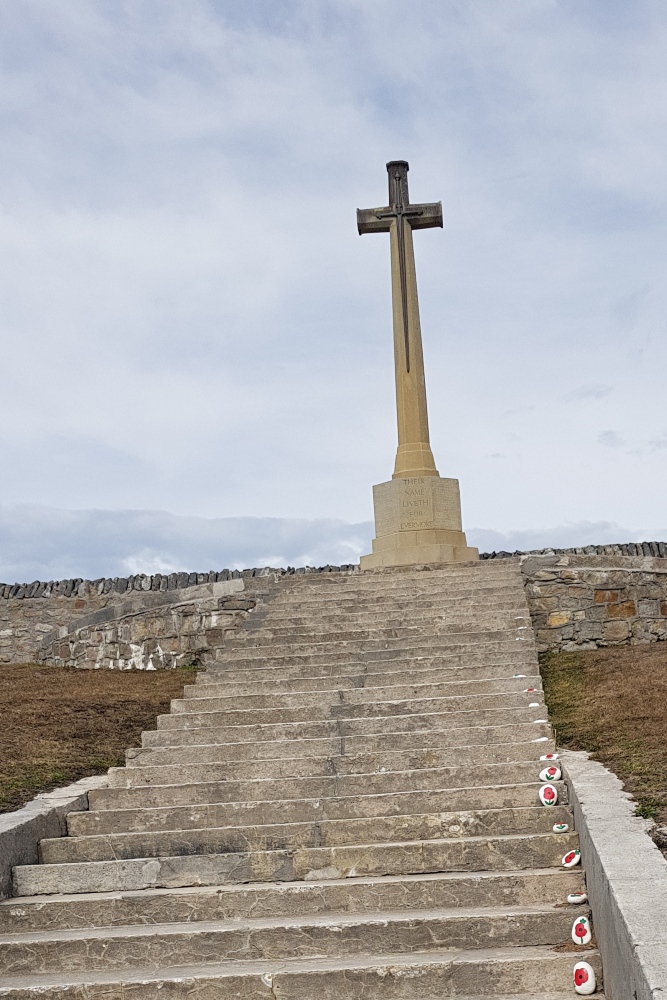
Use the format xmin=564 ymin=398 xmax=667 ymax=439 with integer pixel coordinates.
xmin=373 ymin=476 xmax=463 ymax=537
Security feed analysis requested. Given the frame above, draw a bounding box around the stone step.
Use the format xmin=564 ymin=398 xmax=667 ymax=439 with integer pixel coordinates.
xmin=89 ymin=744 xmax=549 ymax=810
xmin=153 ymin=707 xmax=550 ymax=743
xmin=254 ymin=609 xmax=528 ymax=633
xmin=139 ymin=722 xmax=546 ymax=758
xmin=248 ymin=596 xmax=527 ymax=619
xmin=172 ymin=678 xmax=544 ymax=716
xmin=43 ymin=805 xmax=574 ymax=864
xmin=211 ymin=647 xmax=537 ymax=671
xmin=71 ymin=781 xmax=564 ymax=836
xmin=216 ymin=635 xmax=537 ymax=661
xmin=228 ymin=622 xmax=527 ymax=646
xmin=0 ymin=947 xmax=603 ymax=1000
xmin=0 ymin=903 xmax=589 ymax=975
xmin=0 ymin=868 xmax=584 ymax=933
xmin=198 ymin=663 xmax=539 ymax=694
xmin=166 ymin=693 xmax=539 ymax=727
xmin=118 ymin=743 xmax=541 ymax=784
xmin=258 ymin=580 xmax=524 ymax=601
xmin=15 ymin=830 xmax=578 ymax=895
xmin=149 ymin=723 xmax=553 ymax=760
xmin=103 ymin=762 xmax=564 ymax=809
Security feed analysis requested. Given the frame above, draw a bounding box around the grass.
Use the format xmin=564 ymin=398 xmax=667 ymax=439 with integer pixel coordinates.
xmin=0 ymin=662 xmax=196 ymax=813
xmin=540 ymin=644 xmax=667 ymax=829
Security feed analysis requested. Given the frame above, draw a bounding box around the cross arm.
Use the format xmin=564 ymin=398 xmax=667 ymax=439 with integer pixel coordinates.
xmin=357 ymin=200 xmax=443 ymax=236
xmin=409 ymin=201 xmax=443 ymax=230
xmin=357 ymin=207 xmax=392 ymax=235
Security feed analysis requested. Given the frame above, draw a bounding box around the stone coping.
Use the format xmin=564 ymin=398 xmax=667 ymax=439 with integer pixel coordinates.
xmin=3 ymin=544 xmax=666 ymax=599
xmin=562 ymin=750 xmax=667 ymax=1000
xmin=0 ymin=775 xmax=108 ymax=900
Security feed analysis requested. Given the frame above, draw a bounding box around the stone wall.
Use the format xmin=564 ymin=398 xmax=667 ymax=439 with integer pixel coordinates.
xmin=38 ymin=579 xmax=262 ymax=671
xmin=0 ymin=565 xmax=357 ymax=665
xmin=520 ymin=553 xmax=667 ymax=653
xmin=4 ymin=547 xmax=667 ymax=665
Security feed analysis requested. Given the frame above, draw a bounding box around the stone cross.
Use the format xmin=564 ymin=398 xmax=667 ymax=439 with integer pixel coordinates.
xmin=357 ymin=160 xmax=442 ymax=479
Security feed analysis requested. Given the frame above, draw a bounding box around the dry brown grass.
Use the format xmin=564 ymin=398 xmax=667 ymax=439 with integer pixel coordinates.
xmin=540 ymin=644 xmax=667 ymax=825
xmin=0 ymin=663 xmax=196 ymax=813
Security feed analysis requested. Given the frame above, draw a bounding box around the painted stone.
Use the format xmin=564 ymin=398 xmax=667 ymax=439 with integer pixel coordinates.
xmin=531 ymin=736 xmax=549 ymax=743
xmin=539 ymin=765 xmax=562 ymax=782
xmin=540 ymin=753 xmax=559 ymax=761
xmin=524 ymin=686 xmax=538 ymax=693
xmin=568 ymin=891 xmax=588 ymax=905
xmin=562 ymin=848 xmax=581 ymax=868
xmin=529 ymin=702 xmax=540 ymax=707
xmin=572 ymin=914 xmax=592 ymax=946
xmin=539 ymin=783 xmax=558 ymax=806
xmin=532 ymin=719 xmax=548 ymax=724
xmin=573 ymin=961 xmax=596 ymax=994
xmin=553 ymin=822 xmax=569 ymax=833
xmin=513 ymin=673 xmax=526 ymax=678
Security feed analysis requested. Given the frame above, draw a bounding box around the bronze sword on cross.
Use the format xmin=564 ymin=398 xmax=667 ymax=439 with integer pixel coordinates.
xmin=357 ymin=160 xmax=442 ymax=373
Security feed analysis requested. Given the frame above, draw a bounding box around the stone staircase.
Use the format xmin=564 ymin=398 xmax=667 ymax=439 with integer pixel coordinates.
xmin=0 ymin=561 xmax=602 ymax=997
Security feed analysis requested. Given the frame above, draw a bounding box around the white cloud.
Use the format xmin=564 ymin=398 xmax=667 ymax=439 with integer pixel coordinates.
xmin=0 ymin=0 xmax=666 ymax=553
xmin=597 ymin=430 xmax=624 ymax=448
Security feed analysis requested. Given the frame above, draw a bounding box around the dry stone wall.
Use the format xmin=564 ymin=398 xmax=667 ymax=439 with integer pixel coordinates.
xmin=518 ymin=553 xmax=667 ymax=653
xmin=0 ymin=565 xmax=357 ymax=665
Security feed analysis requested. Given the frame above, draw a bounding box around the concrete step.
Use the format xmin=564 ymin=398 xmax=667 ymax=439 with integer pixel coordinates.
xmin=112 ymin=737 xmax=555 ymax=790
xmin=15 ymin=830 xmax=579 ymax=895
xmin=210 ymin=648 xmax=537 ymax=673
xmin=152 ymin=708 xmax=551 ymax=745
xmin=43 ymin=805 xmax=574 ymax=864
xmin=184 ymin=675 xmax=541 ymax=704
xmin=98 ymin=766 xmax=567 ymax=811
xmin=0 ymin=948 xmax=603 ymax=1000
xmin=106 ymin=758 xmax=556 ymax=798
xmin=0 ymin=903 xmax=589 ymax=975
xmin=0 ymin=868 xmax=584 ymax=933
xmin=196 ymin=663 xmax=540 ymax=694
xmin=216 ymin=635 xmax=537 ymax=662
xmin=149 ymin=722 xmax=553 ymax=761
xmin=138 ymin=724 xmax=549 ymax=762
xmin=227 ymin=622 xmax=527 ymax=647
xmin=90 ymin=745 xmax=557 ymax=811
xmin=70 ymin=782 xmax=564 ymax=836
xmin=165 ymin=694 xmax=539 ymax=728
xmin=253 ymin=609 xmax=528 ymax=633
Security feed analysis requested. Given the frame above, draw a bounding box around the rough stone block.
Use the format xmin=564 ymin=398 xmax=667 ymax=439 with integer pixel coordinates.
xmin=603 ymin=620 xmax=631 ymax=642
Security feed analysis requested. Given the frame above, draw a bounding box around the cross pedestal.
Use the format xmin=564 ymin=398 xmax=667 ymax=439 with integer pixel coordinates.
xmin=359 ymin=476 xmax=477 ymax=569
xmin=357 ymin=161 xmax=478 ymax=570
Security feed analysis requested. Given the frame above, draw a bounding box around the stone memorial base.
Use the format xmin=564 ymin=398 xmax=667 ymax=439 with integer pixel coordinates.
xmin=360 ymin=475 xmax=478 ymax=570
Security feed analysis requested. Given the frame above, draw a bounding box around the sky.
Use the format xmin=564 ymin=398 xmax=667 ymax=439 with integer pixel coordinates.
xmin=1 ymin=0 xmax=667 ymax=580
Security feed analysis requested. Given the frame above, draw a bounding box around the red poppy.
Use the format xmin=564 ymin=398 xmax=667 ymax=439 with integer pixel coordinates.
xmin=564 ymin=851 xmax=577 ymax=864
xmin=543 ymin=786 xmax=556 ymax=801
xmin=574 ymin=922 xmax=587 ymax=940
xmin=574 ymin=968 xmax=589 ymax=986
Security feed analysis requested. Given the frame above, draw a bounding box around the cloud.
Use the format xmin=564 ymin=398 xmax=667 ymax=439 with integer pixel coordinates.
xmin=649 ymin=433 xmax=667 ymax=451
xmin=0 ymin=505 xmax=373 ymax=583
xmin=597 ymin=430 xmax=624 ymax=448
xmin=0 ymin=1 xmax=667 ymax=551
xmin=565 ymin=384 xmax=614 ymax=401
xmin=2 ymin=505 xmax=665 ymax=586
xmin=467 ymin=520 xmax=667 ymax=554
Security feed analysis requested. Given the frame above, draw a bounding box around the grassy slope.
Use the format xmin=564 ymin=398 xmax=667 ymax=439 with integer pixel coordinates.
xmin=0 ymin=663 xmax=196 ymax=813
xmin=540 ymin=644 xmax=667 ymax=824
